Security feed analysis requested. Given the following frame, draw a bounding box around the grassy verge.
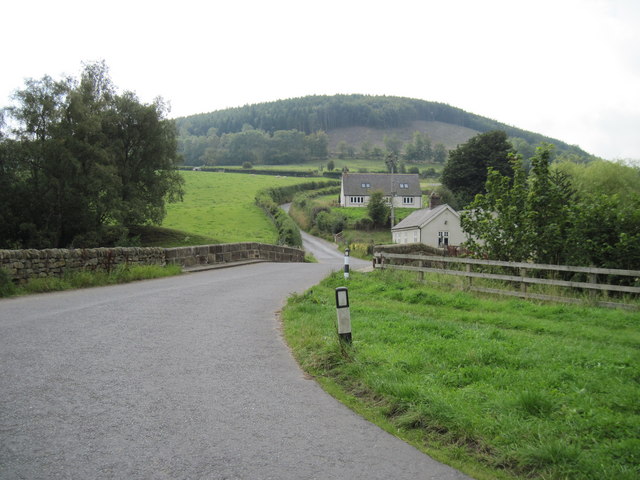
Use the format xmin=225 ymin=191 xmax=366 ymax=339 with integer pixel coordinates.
xmin=0 ymin=265 xmax=182 ymax=298
xmin=282 ymin=269 xmax=640 ymax=480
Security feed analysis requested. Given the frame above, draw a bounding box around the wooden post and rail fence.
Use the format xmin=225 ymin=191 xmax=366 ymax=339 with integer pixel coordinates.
xmin=373 ymin=251 xmax=640 ymax=310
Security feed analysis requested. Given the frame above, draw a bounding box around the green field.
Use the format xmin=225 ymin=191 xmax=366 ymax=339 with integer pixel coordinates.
xmin=283 ymin=269 xmax=640 ymax=480
xmin=162 ymin=171 xmax=311 ymax=244
xmin=216 ymin=158 xmax=389 ymax=173
xmin=215 ymin=158 xmax=444 ymax=175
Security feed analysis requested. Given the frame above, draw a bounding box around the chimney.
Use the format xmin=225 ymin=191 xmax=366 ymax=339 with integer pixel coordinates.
xmin=429 ymin=192 xmax=442 ymax=209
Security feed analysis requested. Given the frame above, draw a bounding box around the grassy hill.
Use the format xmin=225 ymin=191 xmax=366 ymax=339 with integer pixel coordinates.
xmin=175 ymin=94 xmax=595 ymax=166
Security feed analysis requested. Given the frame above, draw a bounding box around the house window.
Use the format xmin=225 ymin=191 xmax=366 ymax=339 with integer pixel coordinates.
xmin=399 ymin=183 xmax=409 ymax=189
xmin=361 ymin=183 xmax=371 ymax=188
xmin=438 ymin=231 xmax=449 ymax=247
xmin=413 ymin=230 xmax=418 ymax=242
xmin=402 ymin=197 xmax=414 ymax=205
xmin=350 ymin=196 xmax=364 ymax=204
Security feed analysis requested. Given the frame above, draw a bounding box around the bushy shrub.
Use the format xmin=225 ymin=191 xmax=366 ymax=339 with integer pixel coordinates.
xmin=316 ymin=210 xmax=347 ymax=234
xmin=422 ymin=167 xmax=437 ymax=178
xmin=310 ymin=206 xmax=331 ymax=225
xmin=0 ymin=269 xmax=16 ymax=297
xmin=367 ymin=191 xmax=390 ymax=227
xmin=354 ymin=217 xmax=374 ymax=231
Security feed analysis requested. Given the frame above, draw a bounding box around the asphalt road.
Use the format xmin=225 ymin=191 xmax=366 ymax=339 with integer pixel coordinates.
xmin=1 ymin=249 xmax=470 ymax=479
xmin=281 ymin=202 xmax=371 ymax=269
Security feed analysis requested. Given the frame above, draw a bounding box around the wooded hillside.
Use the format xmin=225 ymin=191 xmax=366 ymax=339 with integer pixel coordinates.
xmin=176 ymin=94 xmax=595 ymax=165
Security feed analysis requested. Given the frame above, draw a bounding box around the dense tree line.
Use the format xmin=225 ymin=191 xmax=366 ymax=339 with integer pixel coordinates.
xmin=333 ymin=132 xmax=447 ymax=166
xmin=179 ymin=128 xmax=328 ymax=166
xmin=461 ymin=145 xmax=640 ymax=269
xmin=402 ymin=131 xmax=448 ymax=163
xmin=175 ymin=94 xmax=595 ymax=164
xmin=0 ymin=62 xmax=183 ymax=249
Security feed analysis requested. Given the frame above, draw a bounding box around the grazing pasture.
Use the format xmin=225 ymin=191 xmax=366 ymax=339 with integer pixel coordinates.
xmin=162 ymin=171 xmax=310 ymax=244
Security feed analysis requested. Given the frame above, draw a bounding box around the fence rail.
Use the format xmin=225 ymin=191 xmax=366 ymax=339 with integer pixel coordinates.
xmin=373 ymin=252 xmax=640 ymax=310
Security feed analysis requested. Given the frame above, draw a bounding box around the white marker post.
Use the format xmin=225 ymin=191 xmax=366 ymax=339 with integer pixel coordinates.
xmin=335 ymin=287 xmax=352 ymax=344
xmin=343 ymin=247 xmax=350 ymax=279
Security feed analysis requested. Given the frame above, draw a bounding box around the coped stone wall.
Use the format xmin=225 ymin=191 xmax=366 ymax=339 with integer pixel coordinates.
xmin=165 ymin=242 xmax=305 ymax=268
xmin=0 ymin=243 xmax=304 ymax=284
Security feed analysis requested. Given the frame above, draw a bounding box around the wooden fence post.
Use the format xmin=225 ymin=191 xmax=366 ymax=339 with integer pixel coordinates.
xmin=520 ymin=268 xmax=528 ymax=298
xmin=465 ymin=264 xmax=472 ymax=290
xmin=589 ymin=272 xmax=597 ymax=300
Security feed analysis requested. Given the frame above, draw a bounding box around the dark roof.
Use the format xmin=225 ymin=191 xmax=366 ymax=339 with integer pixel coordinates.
xmin=341 ymin=173 xmax=422 ymax=196
xmin=392 ymin=204 xmax=458 ymax=230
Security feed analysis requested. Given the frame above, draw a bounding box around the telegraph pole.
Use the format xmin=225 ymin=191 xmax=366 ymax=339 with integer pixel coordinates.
xmin=386 ymin=154 xmax=397 ymax=227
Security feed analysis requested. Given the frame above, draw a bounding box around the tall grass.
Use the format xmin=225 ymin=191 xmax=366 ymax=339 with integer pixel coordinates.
xmin=1 ymin=265 xmax=182 ymax=298
xmin=282 ymin=269 xmax=640 ymax=480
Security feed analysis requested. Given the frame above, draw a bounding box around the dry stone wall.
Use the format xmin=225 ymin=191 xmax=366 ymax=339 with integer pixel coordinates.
xmin=0 ymin=243 xmax=304 ymax=284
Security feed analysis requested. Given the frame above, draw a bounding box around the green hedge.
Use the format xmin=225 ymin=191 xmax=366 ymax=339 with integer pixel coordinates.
xmin=255 ymin=180 xmax=340 ymax=248
xmin=180 ymin=166 xmax=322 ymax=177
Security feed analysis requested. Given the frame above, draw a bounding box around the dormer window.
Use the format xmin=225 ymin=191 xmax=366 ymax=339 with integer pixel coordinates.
xmin=361 ymin=183 xmax=371 ymax=188
xmin=399 ymin=183 xmax=409 ymax=189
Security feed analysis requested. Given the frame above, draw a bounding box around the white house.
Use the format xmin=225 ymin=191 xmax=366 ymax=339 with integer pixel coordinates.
xmin=340 ymin=173 xmax=423 ymax=208
xmin=391 ymin=194 xmax=466 ymax=248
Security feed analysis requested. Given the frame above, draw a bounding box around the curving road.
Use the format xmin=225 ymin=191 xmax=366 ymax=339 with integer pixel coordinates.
xmin=0 ymin=237 xmax=470 ymax=479
xmin=281 ymin=202 xmax=370 ymax=269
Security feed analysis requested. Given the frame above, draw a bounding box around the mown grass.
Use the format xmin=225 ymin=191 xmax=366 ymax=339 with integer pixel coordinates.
xmin=162 ymin=171 xmax=311 ymax=244
xmin=0 ymin=264 xmax=182 ymax=298
xmin=282 ymin=269 xmax=640 ymax=480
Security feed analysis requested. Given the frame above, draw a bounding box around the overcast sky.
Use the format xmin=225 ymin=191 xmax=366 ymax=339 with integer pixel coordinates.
xmin=3 ymin=0 xmax=639 ymax=160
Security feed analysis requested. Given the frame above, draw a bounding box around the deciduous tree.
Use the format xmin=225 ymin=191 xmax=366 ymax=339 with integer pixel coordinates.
xmin=461 ymin=153 xmax=533 ymax=261
xmin=367 ymin=190 xmax=390 ymax=227
xmin=0 ymin=62 xmax=183 ymax=248
xmin=441 ymin=130 xmax=514 ymax=206
xmin=460 ymin=144 xmax=640 ymax=268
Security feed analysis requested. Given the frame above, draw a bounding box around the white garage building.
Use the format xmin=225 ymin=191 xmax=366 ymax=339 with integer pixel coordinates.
xmin=391 ymin=195 xmax=466 ymax=248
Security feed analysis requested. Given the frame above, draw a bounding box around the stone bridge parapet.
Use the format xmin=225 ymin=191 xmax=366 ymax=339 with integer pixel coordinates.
xmin=0 ymin=243 xmax=304 ymax=284
xmin=164 ymin=242 xmax=304 ymax=268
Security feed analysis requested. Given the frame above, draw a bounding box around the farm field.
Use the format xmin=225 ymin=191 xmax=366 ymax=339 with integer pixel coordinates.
xmin=216 ymin=158 xmax=387 ymax=173
xmin=283 ymin=269 xmax=640 ymax=480
xmin=162 ymin=171 xmax=311 ymax=244
xmin=215 ymin=158 xmax=444 ymax=175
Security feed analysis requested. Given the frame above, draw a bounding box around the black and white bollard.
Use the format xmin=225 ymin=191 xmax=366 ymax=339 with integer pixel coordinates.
xmin=343 ymin=247 xmax=350 ymax=279
xmin=335 ymin=287 xmax=352 ymax=344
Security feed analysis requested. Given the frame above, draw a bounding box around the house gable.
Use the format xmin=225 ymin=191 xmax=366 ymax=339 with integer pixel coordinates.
xmin=392 ymin=204 xmax=465 ymax=247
